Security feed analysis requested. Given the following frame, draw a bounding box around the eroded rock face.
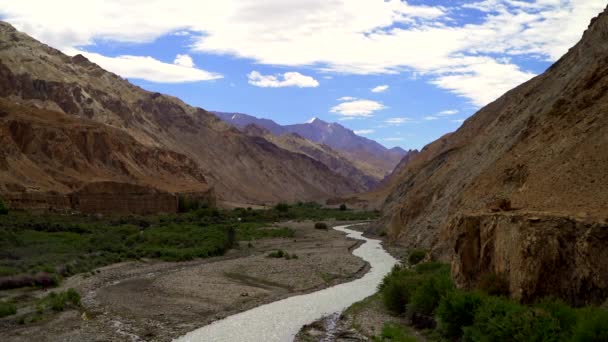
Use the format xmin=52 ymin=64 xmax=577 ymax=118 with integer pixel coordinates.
xmin=70 ymin=182 xmax=178 ymax=215
xmin=449 ymin=213 xmax=608 ymax=305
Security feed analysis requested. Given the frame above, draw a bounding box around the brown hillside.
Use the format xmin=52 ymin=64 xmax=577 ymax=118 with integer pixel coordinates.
xmin=379 ymin=6 xmax=608 ymax=303
xmin=0 ymin=22 xmax=361 ymax=205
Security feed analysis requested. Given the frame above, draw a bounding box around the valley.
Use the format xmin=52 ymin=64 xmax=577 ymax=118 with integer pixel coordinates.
xmin=0 ymin=2 xmax=608 ymax=342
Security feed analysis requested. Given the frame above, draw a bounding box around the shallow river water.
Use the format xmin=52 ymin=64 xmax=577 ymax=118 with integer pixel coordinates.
xmin=174 ymin=224 xmax=398 ymax=342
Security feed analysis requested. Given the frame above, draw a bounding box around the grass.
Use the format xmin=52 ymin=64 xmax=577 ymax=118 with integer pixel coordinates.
xmin=373 ymin=323 xmax=418 ymax=342
xmin=377 ymin=261 xmax=608 ymax=342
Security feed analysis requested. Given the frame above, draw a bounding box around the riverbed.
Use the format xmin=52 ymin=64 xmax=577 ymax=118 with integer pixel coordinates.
xmin=175 ymin=224 xmax=399 ymax=342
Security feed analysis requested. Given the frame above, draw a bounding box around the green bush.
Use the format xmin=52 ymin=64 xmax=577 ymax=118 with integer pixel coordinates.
xmin=535 ymin=298 xmax=578 ymax=334
xmin=571 ymin=307 xmax=608 ymax=342
xmin=407 ymin=249 xmax=426 ymax=265
xmin=437 ymin=290 xmax=484 ymax=339
xmin=463 ymin=296 xmax=563 ymax=342
xmin=42 ymin=288 xmax=81 ymax=312
xmin=339 ymin=204 xmax=347 ymax=211
xmin=314 ymin=222 xmax=328 ymax=230
xmin=267 ymin=249 xmax=286 ymax=258
xmin=379 ymin=263 xmax=453 ymax=315
xmin=275 ymin=203 xmax=290 ymax=213
xmin=409 ymin=267 xmax=454 ymax=315
xmin=0 ymin=301 xmax=16 ymax=317
xmin=178 ymin=196 xmax=209 ymax=213
xmin=0 ymin=199 xmax=8 ymax=215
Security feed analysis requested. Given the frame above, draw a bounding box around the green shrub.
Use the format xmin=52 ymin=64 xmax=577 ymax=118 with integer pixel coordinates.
xmin=477 ymin=272 xmax=510 ymax=296
xmin=415 ymin=261 xmax=447 ymax=274
xmin=437 ymin=290 xmax=484 ymax=339
xmin=409 ymin=268 xmax=454 ymax=315
xmin=275 ymin=203 xmax=290 ymax=213
xmin=407 ymin=249 xmax=426 ymax=265
xmin=314 ymin=222 xmax=328 ymax=230
xmin=42 ymin=288 xmax=81 ymax=312
xmin=267 ymin=250 xmax=286 ymax=258
xmin=571 ymin=307 xmax=608 ymax=342
xmin=373 ymin=323 xmax=417 ymax=342
xmin=339 ymin=204 xmax=347 ymax=211
xmin=0 ymin=199 xmax=8 ymax=215
xmin=380 ymin=269 xmax=423 ymax=314
xmin=463 ymin=296 xmax=563 ymax=342
xmin=535 ymin=298 xmax=578 ymax=334
xmin=0 ymin=301 xmax=16 ymax=317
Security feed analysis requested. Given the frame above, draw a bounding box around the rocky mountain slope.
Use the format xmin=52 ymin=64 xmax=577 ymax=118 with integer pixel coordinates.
xmin=241 ymin=124 xmax=378 ymax=190
xmin=378 ymin=6 xmax=608 ymax=304
xmin=215 ymin=112 xmax=409 ymax=180
xmin=0 ymin=22 xmax=361 ymax=205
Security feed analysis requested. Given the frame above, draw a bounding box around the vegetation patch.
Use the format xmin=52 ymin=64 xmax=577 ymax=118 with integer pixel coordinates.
xmin=315 ymin=222 xmax=329 ymax=230
xmin=377 ymin=261 xmax=608 ymax=341
xmin=406 ymin=249 xmax=426 ymax=265
xmin=0 ymin=198 xmax=8 ymax=215
xmin=266 ymin=249 xmax=298 ymax=260
xmin=373 ymin=323 xmax=417 ymax=342
xmin=0 ymin=301 xmax=17 ymax=318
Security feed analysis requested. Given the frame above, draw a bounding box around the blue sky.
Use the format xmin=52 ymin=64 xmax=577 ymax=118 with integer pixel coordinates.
xmin=0 ymin=0 xmax=605 ymax=149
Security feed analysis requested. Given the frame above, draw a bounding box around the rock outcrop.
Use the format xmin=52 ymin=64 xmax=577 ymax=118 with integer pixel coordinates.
xmin=378 ymin=6 xmax=608 ymax=303
xmin=70 ymin=182 xmax=179 ymax=215
xmin=449 ymin=212 xmax=608 ymax=305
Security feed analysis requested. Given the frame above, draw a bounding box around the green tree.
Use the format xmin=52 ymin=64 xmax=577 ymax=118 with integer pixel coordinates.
xmin=0 ymin=198 xmax=8 ymax=215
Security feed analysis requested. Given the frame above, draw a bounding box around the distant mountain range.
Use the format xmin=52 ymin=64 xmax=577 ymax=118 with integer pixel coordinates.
xmin=213 ymin=112 xmax=413 ymax=181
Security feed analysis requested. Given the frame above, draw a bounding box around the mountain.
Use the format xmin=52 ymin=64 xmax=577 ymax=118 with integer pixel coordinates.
xmin=0 ymin=22 xmax=362 ymax=207
xmin=214 ymin=112 xmax=409 ymax=180
xmin=378 ymin=6 xmax=608 ymax=304
xmin=242 ymin=124 xmax=378 ymax=190
xmin=213 ymin=111 xmax=286 ymax=136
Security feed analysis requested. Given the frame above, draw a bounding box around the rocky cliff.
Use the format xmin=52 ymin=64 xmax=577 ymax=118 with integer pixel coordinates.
xmin=379 ymin=6 xmax=608 ymax=303
xmin=0 ymin=22 xmax=362 ymax=206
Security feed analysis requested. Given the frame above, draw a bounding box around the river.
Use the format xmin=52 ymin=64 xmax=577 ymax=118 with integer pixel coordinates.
xmin=174 ymin=224 xmax=399 ymax=342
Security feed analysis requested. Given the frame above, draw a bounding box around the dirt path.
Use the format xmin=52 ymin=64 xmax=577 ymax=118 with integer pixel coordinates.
xmin=1 ymin=221 xmax=370 ymax=342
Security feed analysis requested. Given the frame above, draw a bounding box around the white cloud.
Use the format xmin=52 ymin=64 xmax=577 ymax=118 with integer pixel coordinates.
xmin=338 ymin=96 xmax=358 ymax=102
xmin=438 ymin=109 xmax=459 ymax=116
xmin=451 ymin=118 xmax=466 ymax=123
xmin=330 ymin=99 xmax=386 ymax=117
xmin=248 ymin=71 xmax=319 ymax=88
xmin=69 ymin=50 xmax=222 ymax=83
xmin=424 ymin=116 xmax=439 ymax=121
xmin=354 ymin=129 xmax=375 ymax=135
xmin=1 ymin=0 xmax=604 ymax=104
xmin=371 ymin=85 xmax=389 ymax=93
xmin=385 ymin=117 xmax=414 ymax=125
xmin=173 ymin=54 xmax=195 ymax=67
xmin=383 ymin=137 xmax=404 ymax=142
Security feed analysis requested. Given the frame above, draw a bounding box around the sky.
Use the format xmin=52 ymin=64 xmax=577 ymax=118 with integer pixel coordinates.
xmin=0 ymin=0 xmax=605 ymax=150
